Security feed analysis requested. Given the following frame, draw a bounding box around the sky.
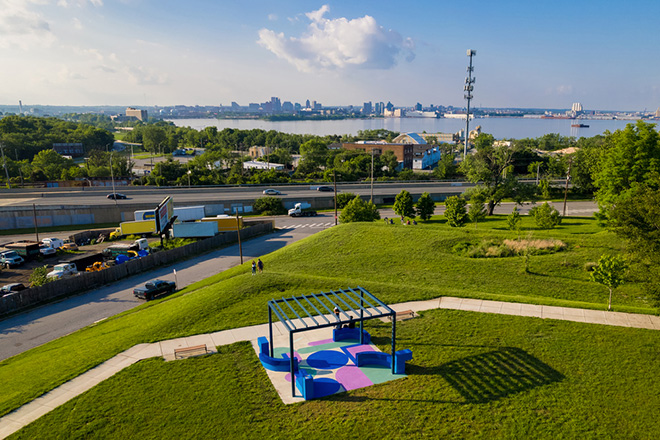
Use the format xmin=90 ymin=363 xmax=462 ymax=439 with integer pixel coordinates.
xmin=1 ymin=0 xmax=660 ymax=111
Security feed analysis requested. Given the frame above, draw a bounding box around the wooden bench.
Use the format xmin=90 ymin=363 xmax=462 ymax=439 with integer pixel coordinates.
xmin=390 ymin=310 xmax=416 ymax=321
xmin=174 ymin=344 xmax=208 ymax=359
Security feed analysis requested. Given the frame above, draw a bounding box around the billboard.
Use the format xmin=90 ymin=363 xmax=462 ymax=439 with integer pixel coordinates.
xmin=155 ymin=196 xmax=174 ymax=234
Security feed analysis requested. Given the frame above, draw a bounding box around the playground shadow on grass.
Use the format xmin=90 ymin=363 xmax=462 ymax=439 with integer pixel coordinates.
xmin=431 ymin=346 xmax=564 ymax=403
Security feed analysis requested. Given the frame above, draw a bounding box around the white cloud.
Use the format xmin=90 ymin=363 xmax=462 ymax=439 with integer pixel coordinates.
xmin=0 ymin=0 xmax=55 ymax=49
xmin=126 ymin=66 xmax=168 ymax=86
xmin=258 ymin=4 xmax=415 ymax=73
xmin=267 ymin=13 xmax=277 ymax=21
xmin=72 ymin=17 xmax=82 ymax=29
xmin=57 ymin=0 xmax=103 ymax=7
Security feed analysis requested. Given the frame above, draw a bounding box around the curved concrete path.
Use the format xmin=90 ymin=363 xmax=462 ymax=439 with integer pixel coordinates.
xmin=1 ymin=296 xmax=659 ymax=438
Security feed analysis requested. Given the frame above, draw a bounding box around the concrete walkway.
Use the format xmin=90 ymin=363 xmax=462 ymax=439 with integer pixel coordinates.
xmin=1 ymin=296 xmax=659 ymax=438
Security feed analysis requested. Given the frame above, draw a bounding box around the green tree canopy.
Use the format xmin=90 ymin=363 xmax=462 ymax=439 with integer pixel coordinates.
xmin=591 ymin=254 xmax=627 ymax=311
xmin=393 ymin=190 xmax=415 ymax=218
xmin=339 ymin=196 xmax=380 ymax=223
xmin=444 ymin=196 xmax=467 ymax=227
xmin=415 ymin=192 xmax=435 ymax=221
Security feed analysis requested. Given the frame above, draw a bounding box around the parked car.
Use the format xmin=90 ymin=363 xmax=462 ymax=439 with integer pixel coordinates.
xmin=46 ymin=263 xmax=79 ymax=280
xmin=62 ymin=242 xmax=79 ymax=251
xmin=42 ymin=237 xmax=64 ymax=249
xmin=39 ymin=245 xmax=57 ymax=257
xmin=107 ymin=193 xmax=127 ymax=200
xmin=0 ymin=250 xmax=25 ymax=268
xmin=133 ymin=279 xmax=176 ymax=300
xmin=1 ymin=283 xmax=27 ymax=295
xmin=262 ymin=188 xmax=281 ymax=195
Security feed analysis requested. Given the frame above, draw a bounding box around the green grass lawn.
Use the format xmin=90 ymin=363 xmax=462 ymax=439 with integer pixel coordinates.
xmin=11 ymin=309 xmax=660 ymax=439
xmin=1 ymin=216 xmax=656 ymax=426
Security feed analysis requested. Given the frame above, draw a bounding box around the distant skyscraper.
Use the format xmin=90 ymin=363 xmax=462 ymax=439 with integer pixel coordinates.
xmin=571 ymin=102 xmax=583 ymax=113
xmin=363 ymin=101 xmax=373 ymax=114
xmin=386 ymin=101 xmax=394 ymax=111
xmin=415 ymin=102 xmax=422 ymax=111
xmin=126 ymin=107 xmax=147 ymax=121
xmin=305 ymin=99 xmax=311 ymax=108
xmin=271 ymin=97 xmax=281 ymax=112
xmin=375 ymin=102 xmax=384 ymax=115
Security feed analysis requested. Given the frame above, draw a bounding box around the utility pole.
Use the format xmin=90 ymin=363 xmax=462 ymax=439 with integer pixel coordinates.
xmin=562 ymin=158 xmax=572 ymax=217
xmin=33 ymin=203 xmax=39 ymax=242
xmin=333 ymin=168 xmax=338 ymax=226
xmin=109 ymin=150 xmax=117 ymax=206
xmin=464 ymin=49 xmax=477 ymax=160
xmin=235 ymin=210 xmax=243 ymax=264
xmin=370 ymin=148 xmax=374 ymax=203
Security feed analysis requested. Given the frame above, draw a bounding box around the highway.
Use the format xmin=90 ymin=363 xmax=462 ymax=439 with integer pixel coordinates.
xmin=0 ymin=181 xmax=476 ymax=207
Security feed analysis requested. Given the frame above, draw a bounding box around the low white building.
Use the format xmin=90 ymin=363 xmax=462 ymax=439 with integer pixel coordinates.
xmin=242 ymin=161 xmax=285 ymax=171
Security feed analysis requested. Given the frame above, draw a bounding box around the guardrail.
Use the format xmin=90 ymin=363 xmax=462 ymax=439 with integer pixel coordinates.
xmin=0 ymin=221 xmax=272 ymax=317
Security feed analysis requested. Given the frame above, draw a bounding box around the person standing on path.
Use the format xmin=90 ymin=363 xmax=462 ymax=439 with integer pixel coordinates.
xmin=257 ymin=259 xmax=263 ymax=273
xmin=251 ymin=261 xmax=256 ymax=276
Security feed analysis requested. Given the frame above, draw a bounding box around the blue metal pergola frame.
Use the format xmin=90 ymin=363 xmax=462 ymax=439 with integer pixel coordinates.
xmin=267 ymin=286 xmax=397 ymax=397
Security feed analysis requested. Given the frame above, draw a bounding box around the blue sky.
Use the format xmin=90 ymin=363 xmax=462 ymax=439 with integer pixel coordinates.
xmin=1 ymin=0 xmax=659 ymax=110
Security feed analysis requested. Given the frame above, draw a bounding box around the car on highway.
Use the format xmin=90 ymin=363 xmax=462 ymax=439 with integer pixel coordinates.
xmin=316 ymin=186 xmax=334 ymax=192
xmin=39 ymin=245 xmax=57 ymax=257
xmin=262 ymin=189 xmax=281 ymax=195
xmin=133 ymin=279 xmax=177 ymax=300
xmin=106 ymin=193 xmax=127 ymax=200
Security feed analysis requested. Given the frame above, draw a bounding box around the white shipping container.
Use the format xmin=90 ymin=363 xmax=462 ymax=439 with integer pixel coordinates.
xmin=170 ymin=221 xmax=218 ymax=238
xmin=173 ymin=206 xmax=206 ymax=222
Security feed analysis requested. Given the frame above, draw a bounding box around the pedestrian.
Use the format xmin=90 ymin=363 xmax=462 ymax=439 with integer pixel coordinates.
xmin=251 ymin=260 xmax=256 ymax=276
xmin=334 ymin=307 xmax=341 ymax=329
xmin=257 ymin=259 xmax=263 ymax=273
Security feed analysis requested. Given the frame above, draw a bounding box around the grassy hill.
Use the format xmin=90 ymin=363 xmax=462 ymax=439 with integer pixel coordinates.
xmin=2 ymin=215 xmax=658 ymax=437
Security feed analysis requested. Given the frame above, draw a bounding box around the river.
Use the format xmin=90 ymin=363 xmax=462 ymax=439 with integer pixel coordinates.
xmin=167 ymin=117 xmax=645 ymax=139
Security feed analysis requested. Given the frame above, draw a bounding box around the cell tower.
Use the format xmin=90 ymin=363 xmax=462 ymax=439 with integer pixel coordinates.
xmin=463 ymin=50 xmax=476 ymax=159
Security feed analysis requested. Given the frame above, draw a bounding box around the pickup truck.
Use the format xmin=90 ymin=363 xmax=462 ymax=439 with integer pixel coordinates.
xmin=46 ymin=263 xmax=79 ymax=280
xmin=0 ymin=250 xmax=25 ymax=268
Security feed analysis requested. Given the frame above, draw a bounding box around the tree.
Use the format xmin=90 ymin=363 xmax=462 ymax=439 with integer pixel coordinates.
xmin=507 ymin=207 xmax=522 ymax=231
xmin=381 ymin=150 xmax=399 ymax=174
xmin=609 ymin=184 xmax=660 ymax=256
xmin=415 ymin=192 xmax=435 ymax=221
xmin=529 ymin=202 xmax=562 ymax=229
xmin=253 ymin=197 xmax=286 ymax=215
xmin=594 ymin=121 xmax=660 ymax=210
xmin=298 ymin=139 xmax=328 ymax=172
xmin=393 ymin=190 xmax=415 ymax=218
xmin=335 ymin=192 xmax=357 ymax=209
xmin=29 ymin=265 xmax=52 ymax=287
xmin=339 ymin=196 xmax=380 ymax=223
xmin=459 ymin=133 xmax=528 ymax=215
xmin=591 ymin=254 xmax=627 ymax=311
xmin=433 ymin=154 xmax=458 ymax=179
xmin=468 ymin=192 xmax=487 ymax=228
xmin=444 ymin=196 xmax=467 ymax=227
xmin=31 ymin=149 xmax=74 ymax=181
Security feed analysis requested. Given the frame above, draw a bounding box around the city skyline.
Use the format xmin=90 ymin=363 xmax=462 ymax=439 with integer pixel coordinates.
xmin=1 ymin=0 xmax=660 ymax=111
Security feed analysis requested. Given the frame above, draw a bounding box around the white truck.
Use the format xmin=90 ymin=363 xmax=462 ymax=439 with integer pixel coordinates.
xmin=47 ymin=263 xmax=79 ymax=280
xmin=288 ymin=202 xmax=318 ymax=217
xmin=42 ymin=237 xmax=64 ymax=249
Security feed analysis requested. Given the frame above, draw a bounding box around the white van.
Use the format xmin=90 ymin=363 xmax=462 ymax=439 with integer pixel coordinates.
xmin=42 ymin=238 xmax=64 ymax=249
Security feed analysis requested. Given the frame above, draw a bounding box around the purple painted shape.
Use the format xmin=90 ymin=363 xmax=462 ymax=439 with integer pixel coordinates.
xmin=336 ymin=366 xmax=373 ymax=391
xmin=308 ymin=338 xmax=335 ymax=346
xmin=345 ymin=344 xmax=378 ymax=363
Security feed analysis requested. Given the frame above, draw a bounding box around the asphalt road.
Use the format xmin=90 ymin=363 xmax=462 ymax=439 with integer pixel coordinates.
xmin=0 ymin=200 xmax=597 ymax=362
xmin=0 ymin=214 xmax=335 ymax=361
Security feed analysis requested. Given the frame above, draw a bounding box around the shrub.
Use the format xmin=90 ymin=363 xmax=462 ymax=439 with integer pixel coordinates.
xmin=468 ymin=192 xmax=487 ymax=227
xmin=444 ymin=196 xmax=467 ymax=227
xmin=339 ymin=196 xmax=380 ymax=223
xmin=529 ymin=202 xmax=562 ymax=229
xmin=335 ymin=192 xmax=357 ymax=209
xmin=253 ymin=197 xmax=286 ymax=215
xmin=584 ymin=262 xmax=598 ymax=272
xmin=507 ymin=207 xmax=522 ymax=231
xmin=29 ymin=266 xmax=51 ymax=287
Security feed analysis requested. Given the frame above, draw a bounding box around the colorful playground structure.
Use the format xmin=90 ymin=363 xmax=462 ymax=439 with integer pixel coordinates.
xmin=257 ymin=287 xmax=413 ymax=401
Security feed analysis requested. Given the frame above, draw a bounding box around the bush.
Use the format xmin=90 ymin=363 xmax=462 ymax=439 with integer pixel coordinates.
xmin=444 ymin=196 xmax=467 ymax=227
xmin=468 ymin=192 xmax=487 ymax=227
xmin=339 ymin=196 xmax=380 ymax=223
xmin=29 ymin=266 xmax=51 ymax=287
xmin=584 ymin=262 xmax=598 ymax=272
xmin=529 ymin=202 xmax=562 ymax=229
xmin=335 ymin=192 xmax=357 ymax=209
xmin=253 ymin=197 xmax=286 ymax=215
xmin=507 ymin=207 xmax=522 ymax=231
